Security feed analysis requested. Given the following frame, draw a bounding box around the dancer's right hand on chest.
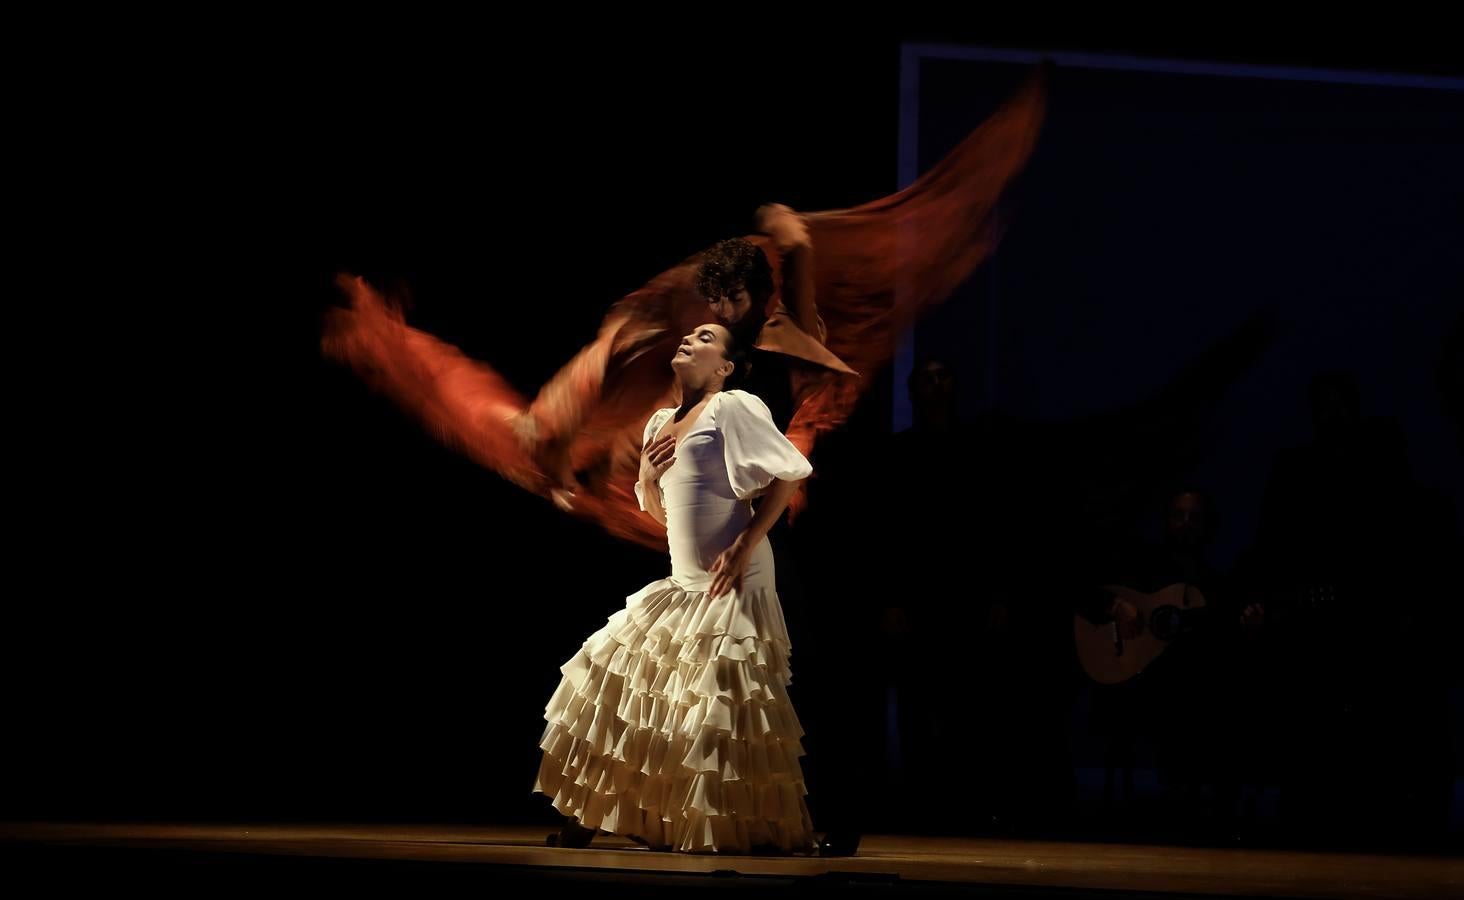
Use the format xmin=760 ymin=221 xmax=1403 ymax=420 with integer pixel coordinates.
xmin=639 ymin=434 xmax=676 ymax=487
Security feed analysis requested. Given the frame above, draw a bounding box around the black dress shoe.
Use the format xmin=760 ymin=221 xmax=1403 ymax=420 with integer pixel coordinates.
xmin=546 ymin=819 xmax=597 ymax=848
xmin=627 ymin=833 xmax=672 ymax=852
xmin=816 ymin=830 xmax=862 ymax=857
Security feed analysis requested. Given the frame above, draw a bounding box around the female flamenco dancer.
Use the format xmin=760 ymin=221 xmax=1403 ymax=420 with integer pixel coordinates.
xmin=536 ymin=321 xmax=817 ymax=854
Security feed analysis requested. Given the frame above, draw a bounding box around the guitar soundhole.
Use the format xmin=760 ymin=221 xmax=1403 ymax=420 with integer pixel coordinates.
xmin=1150 ymin=605 xmax=1183 ymax=641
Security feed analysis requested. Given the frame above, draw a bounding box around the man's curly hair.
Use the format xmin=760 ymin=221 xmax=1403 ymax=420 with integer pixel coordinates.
xmin=695 ymin=238 xmax=774 ymax=308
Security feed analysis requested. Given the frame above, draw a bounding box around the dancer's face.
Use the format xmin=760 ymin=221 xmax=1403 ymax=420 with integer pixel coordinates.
xmin=706 ymin=287 xmax=753 ymax=325
xmin=672 ymin=323 xmax=736 ymax=385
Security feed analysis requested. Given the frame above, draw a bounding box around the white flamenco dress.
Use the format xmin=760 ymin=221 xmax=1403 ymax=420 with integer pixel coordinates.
xmin=534 ymin=389 xmax=815 ymax=853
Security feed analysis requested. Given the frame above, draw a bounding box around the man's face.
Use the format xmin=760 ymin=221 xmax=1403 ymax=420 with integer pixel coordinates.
xmin=1165 ymin=492 xmax=1209 ymax=549
xmin=707 ymin=287 xmax=753 ymax=325
xmin=911 ymin=361 xmax=956 ymax=413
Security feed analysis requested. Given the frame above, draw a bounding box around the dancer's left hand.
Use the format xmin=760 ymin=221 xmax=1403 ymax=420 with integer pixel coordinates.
xmin=708 ymin=533 xmax=754 ymax=599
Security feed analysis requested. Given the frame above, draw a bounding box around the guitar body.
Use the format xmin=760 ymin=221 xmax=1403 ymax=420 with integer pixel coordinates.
xmin=1074 ymin=583 xmax=1207 ymax=685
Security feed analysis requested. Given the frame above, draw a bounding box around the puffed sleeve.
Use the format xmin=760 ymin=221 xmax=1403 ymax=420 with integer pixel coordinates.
xmin=718 ymin=390 xmax=813 ymax=500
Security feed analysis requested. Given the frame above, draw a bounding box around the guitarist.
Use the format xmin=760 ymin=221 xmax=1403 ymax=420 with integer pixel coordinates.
xmin=1076 ymin=488 xmax=1264 ymax=836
